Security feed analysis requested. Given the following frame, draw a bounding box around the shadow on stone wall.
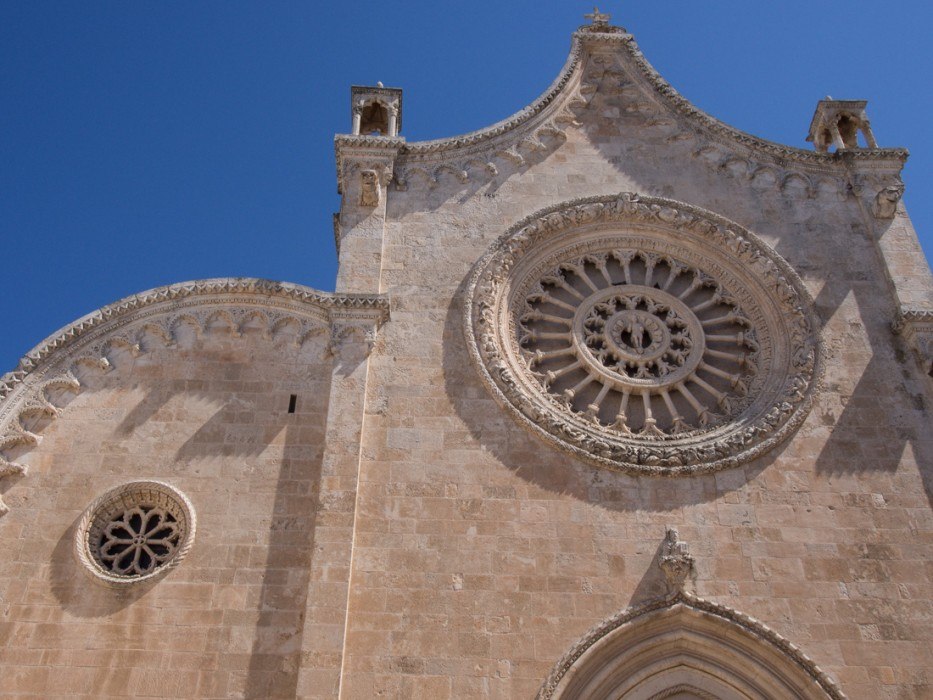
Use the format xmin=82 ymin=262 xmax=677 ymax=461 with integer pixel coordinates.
xmin=243 ymin=420 xmax=322 ymax=700
xmin=440 ymin=278 xmax=776 ymax=514
xmin=49 ymin=515 xmax=159 ymax=616
xmin=40 ymin=336 xmax=328 ymax=699
xmin=810 ymin=274 xmax=932 ymax=492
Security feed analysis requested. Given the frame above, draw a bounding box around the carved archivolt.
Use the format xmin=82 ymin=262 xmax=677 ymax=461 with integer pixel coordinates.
xmin=537 ymin=592 xmax=845 ymax=700
xmin=465 ymin=194 xmax=820 ymax=475
xmin=537 ymin=529 xmax=845 ymax=698
xmin=0 ymin=278 xmax=389 ymax=516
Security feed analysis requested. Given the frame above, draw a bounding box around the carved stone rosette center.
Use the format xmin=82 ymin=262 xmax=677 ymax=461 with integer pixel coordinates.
xmin=465 ymin=194 xmax=820 ymax=475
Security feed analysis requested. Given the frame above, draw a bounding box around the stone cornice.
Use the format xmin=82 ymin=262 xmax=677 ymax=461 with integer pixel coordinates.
xmin=334 ymin=136 xmax=405 ymax=195
xmin=0 ymin=278 xmax=389 ymax=516
xmin=892 ymin=307 xmax=933 ymax=334
xmin=613 ymin=33 xmax=908 ymax=170
xmin=1 ymin=277 xmax=388 ymax=396
xmin=396 ymin=39 xmax=583 ymax=157
xmin=355 ymin=28 xmax=906 ymax=179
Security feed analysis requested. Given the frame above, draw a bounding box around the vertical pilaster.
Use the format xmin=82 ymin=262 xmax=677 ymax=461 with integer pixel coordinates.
xmin=843 ymin=155 xmax=933 ymax=378
xmin=295 ymin=303 xmax=387 ymax=698
xmin=333 ymin=141 xmax=402 ymax=294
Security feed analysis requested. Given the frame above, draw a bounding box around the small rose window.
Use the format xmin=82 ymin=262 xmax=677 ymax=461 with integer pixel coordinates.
xmin=76 ymin=481 xmax=196 ymax=586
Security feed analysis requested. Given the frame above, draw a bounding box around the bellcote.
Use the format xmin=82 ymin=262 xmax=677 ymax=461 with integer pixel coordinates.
xmin=807 ymin=98 xmax=878 ymax=152
xmin=350 ymin=83 xmax=402 ymax=137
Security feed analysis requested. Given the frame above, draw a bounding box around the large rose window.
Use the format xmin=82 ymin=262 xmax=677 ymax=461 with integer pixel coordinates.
xmin=465 ymin=194 xmax=819 ymax=475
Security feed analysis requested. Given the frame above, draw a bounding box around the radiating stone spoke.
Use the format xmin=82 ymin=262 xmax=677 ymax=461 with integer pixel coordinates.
xmin=518 ymin=248 xmax=761 ymax=437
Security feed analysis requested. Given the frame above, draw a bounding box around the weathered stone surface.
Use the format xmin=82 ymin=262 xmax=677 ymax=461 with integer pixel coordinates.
xmin=1 ymin=11 xmax=932 ymax=700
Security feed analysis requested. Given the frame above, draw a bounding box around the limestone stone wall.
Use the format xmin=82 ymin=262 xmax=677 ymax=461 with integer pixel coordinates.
xmin=0 ymin=321 xmax=334 ymax=698
xmin=333 ymin=34 xmax=933 ymax=700
xmin=0 ymin=19 xmax=931 ymax=700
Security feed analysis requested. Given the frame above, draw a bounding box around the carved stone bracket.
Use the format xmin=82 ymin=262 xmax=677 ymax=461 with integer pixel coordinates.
xmin=894 ymin=308 xmax=933 ymax=377
xmin=334 ymin=137 xmax=403 ymax=197
xmin=360 ymin=169 xmax=380 ymax=207
xmin=329 ymin=307 xmax=388 ymax=359
xmin=873 ymin=180 xmax=905 ymax=219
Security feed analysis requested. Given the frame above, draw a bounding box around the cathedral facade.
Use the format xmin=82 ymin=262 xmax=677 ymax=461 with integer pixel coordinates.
xmin=1 ymin=13 xmax=931 ymax=699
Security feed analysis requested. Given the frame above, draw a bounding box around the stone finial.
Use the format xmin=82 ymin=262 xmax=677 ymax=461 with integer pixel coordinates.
xmin=584 ymin=7 xmax=611 ymax=28
xmin=580 ymin=6 xmax=624 ymax=34
xmin=807 ymin=99 xmax=878 ymax=152
xmin=658 ymin=527 xmax=694 ymax=595
xmin=350 ymin=84 xmax=403 ymax=137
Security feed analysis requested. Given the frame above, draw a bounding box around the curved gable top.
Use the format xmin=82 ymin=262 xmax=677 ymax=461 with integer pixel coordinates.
xmin=0 ymin=278 xmax=389 ymax=516
xmin=337 ymin=19 xmax=907 ymax=174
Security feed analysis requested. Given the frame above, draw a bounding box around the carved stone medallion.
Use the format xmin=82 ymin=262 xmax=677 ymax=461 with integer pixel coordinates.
xmin=465 ymin=193 xmax=820 ymax=475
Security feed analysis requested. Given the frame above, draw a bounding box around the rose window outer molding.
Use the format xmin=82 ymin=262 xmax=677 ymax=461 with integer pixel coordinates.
xmin=464 ymin=193 xmax=821 ymax=475
xmin=75 ymin=480 xmax=196 ymax=587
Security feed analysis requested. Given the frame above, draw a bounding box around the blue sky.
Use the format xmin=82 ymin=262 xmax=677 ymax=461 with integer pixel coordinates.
xmin=2 ymin=1 xmax=931 ymax=372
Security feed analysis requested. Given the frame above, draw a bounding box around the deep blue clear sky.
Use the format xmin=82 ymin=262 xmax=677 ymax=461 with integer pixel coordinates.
xmin=2 ymin=2 xmax=931 ymax=372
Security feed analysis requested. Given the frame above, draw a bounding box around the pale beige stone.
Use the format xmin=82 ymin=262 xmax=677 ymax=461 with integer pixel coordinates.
xmin=1 ymin=10 xmax=932 ymax=700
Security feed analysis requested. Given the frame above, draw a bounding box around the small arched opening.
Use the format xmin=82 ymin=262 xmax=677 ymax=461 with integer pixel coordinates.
xmin=359 ymin=100 xmax=390 ymax=136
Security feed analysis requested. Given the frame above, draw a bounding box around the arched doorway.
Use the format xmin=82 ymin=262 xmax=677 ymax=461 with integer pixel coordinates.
xmin=539 ymin=595 xmax=845 ymax=700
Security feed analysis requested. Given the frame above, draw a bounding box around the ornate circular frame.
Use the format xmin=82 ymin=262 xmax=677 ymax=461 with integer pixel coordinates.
xmin=75 ymin=480 xmax=196 ymax=587
xmin=464 ymin=193 xmax=820 ymax=475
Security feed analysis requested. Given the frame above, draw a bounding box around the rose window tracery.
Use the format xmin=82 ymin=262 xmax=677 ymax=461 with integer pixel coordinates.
xmin=76 ymin=481 xmax=196 ymax=586
xmin=97 ymin=505 xmax=182 ymax=576
xmin=466 ymin=194 xmax=819 ymax=475
xmin=522 ymin=255 xmax=758 ymax=436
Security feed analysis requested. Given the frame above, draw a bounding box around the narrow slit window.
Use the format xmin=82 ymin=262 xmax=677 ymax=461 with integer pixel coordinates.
xmin=287 ymin=394 xmax=297 ymax=414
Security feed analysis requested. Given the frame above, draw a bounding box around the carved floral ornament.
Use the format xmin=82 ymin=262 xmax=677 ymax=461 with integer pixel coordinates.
xmin=465 ymin=194 xmax=821 ymax=475
xmin=75 ymin=480 xmax=196 ymax=587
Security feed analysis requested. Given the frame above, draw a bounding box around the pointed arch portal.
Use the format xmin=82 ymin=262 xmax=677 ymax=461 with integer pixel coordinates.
xmin=539 ymin=595 xmax=845 ymax=700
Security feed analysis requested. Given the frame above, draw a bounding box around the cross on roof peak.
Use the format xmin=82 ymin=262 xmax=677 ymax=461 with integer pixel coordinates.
xmin=584 ymin=6 xmax=611 ymax=27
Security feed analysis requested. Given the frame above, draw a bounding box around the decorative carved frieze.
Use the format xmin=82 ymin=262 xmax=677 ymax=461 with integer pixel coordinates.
xmin=0 ymin=278 xmax=390 ymax=517
xmin=371 ymin=24 xmax=906 ymax=202
xmin=465 ymin=193 xmax=820 ymax=475
xmin=371 ymin=30 xmax=905 ymax=207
